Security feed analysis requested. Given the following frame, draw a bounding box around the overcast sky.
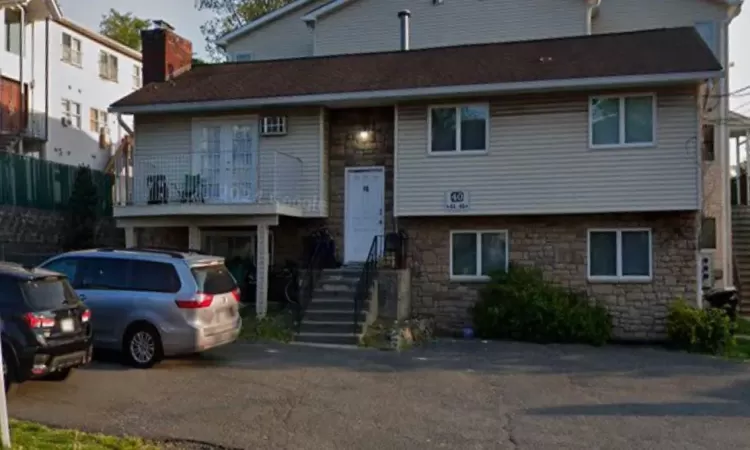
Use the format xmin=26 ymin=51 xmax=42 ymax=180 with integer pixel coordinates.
xmin=59 ymin=0 xmax=750 ymax=114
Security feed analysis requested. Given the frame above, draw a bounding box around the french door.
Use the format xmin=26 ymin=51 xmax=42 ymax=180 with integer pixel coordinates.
xmin=193 ymin=120 xmax=257 ymax=203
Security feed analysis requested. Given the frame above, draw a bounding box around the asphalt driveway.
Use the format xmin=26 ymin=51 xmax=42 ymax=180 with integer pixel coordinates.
xmin=8 ymin=340 xmax=750 ymax=450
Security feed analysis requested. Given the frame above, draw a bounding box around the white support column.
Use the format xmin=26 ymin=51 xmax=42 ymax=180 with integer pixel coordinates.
xmin=255 ymin=224 xmax=269 ymax=318
xmin=188 ymin=226 xmax=201 ymax=250
xmin=736 ymin=138 xmax=742 ymax=203
xmin=124 ymin=227 xmax=136 ymax=248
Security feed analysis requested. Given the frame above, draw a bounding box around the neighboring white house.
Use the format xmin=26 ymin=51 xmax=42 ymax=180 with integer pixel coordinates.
xmin=0 ymin=0 xmax=138 ymax=171
xmin=46 ymin=18 xmax=139 ymax=170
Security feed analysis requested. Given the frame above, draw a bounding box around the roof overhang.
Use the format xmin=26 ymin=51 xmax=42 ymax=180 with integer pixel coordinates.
xmin=110 ymin=70 xmax=721 ymax=115
xmin=215 ymin=0 xmax=315 ymax=47
xmin=0 ymin=0 xmax=61 ymax=20
xmin=302 ymin=0 xmax=352 ymax=23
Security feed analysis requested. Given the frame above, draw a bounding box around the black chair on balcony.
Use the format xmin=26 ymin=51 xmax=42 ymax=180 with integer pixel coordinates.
xmin=146 ymin=174 xmax=169 ymax=204
xmin=181 ymin=174 xmax=205 ymax=204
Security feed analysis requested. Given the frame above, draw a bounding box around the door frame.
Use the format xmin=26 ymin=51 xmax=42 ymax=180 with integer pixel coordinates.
xmin=343 ymin=166 xmax=386 ymax=264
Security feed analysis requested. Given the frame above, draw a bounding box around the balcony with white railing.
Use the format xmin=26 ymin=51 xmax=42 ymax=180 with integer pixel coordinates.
xmin=113 ymin=148 xmax=316 ymax=218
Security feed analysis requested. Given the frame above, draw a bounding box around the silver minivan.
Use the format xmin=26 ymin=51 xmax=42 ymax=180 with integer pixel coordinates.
xmin=38 ymin=248 xmax=242 ymax=368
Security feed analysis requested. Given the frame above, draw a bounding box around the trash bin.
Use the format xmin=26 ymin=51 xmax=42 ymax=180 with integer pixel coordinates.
xmin=704 ymin=287 xmax=740 ymax=321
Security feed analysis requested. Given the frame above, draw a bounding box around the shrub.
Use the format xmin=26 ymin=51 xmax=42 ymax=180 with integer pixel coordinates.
xmin=471 ymin=265 xmax=612 ymax=346
xmin=666 ymin=299 xmax=736 ymax=356
xmin=62 ymin=165 xmax=100 ymax=251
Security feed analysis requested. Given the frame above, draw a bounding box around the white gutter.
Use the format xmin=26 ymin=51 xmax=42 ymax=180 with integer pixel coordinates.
xmin=302 ymin=0 xmax=349 ymax=23
xmin=110 ymin=70 xmax=722 ymax=114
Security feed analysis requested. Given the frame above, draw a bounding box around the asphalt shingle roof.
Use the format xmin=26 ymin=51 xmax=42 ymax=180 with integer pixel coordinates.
xmin=111 ymin=27 xmax=721 ymax=109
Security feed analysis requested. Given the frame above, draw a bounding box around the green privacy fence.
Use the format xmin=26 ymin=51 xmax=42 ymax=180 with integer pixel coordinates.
xmin=0 ymin=152 xmax=113 ymax=215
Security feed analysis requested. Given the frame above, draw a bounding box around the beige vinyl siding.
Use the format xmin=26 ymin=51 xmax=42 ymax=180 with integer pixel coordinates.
xmin=132 ymin=111 xmax=326 ymax=216
xmin=225 ymin=0 xmax=326 ymax=60
xmin=395 ymin=89 xmax=700 ymax=216
xmin=313 ymin=0 xmax=585 ymax=56
xmin=593 ymin=0 xmax=727 ymax=34
xmin=258 ymin=110 xmax=325 ymax=216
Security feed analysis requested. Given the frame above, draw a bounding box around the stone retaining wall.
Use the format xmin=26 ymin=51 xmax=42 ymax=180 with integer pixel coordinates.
xmin=0 ymin=205 xmax=123 ymax=264
xmin=400 ymin=212 xmax=698 ymax=340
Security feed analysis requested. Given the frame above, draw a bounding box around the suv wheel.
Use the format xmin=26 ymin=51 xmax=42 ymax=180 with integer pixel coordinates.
xmin=123 ymin=325 xmax=162 ymax=369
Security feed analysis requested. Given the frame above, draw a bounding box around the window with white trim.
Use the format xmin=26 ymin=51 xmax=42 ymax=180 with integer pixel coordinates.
xmin=99 ymin=50 xmax=119 ymax=82
xmin=429 ymin=104 xmax=489 ymax=153
xmin=587 ymin=229 xmax=652 ymax=281
xmin=62 ymin=32 xmax=82 ymax=67
xmin=590 ymin=95 xmax=655 ymax=148
xmin=450 ymin=230 xmax=508 ymax=279
xmin=61 ymin=99 xmax=82 ymax=129
xmin=260 ymin=116 xmax=287 ymax=136
xmin=133 ymin=65 xmax=142 ymax=89
xmin=89 ymin=108 xmax=108 ymax=133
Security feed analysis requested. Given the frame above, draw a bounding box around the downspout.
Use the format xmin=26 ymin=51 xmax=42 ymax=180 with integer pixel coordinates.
xmin=15 ymin=3 xmax=29 ymax=153
xmin=585 ymin=0 xmax=601 ymax=34
xmin=44 ymin=17 xmax=49 ymax=143
xmin=719 ymin=17 xmax=732 ymax=288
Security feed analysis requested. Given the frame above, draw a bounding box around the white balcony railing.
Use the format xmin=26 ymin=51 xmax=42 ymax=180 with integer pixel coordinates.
xmin=113 ymin=149 xmax=305 ymax=210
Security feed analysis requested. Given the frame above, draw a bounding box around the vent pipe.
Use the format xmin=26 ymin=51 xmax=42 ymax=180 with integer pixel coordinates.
xmin=398 ymin=10 xmax=411 ymax=51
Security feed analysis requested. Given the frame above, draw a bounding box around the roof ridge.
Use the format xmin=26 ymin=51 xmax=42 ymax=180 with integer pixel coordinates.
xmin=208 ymin=26 xmax=698 ymax=69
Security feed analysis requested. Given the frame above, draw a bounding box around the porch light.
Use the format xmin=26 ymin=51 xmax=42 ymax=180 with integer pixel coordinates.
xmin=356 ymin=130 xmax=373 ymax=143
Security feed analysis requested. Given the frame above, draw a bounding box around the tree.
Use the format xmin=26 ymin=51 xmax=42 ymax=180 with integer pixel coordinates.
xmin=99 ymin=9 xmax=150 ymax=51
xmin=63 ymin=166 xmax=101 ymax=251
xmin=196 ymin=0 xmax=293 ymax=60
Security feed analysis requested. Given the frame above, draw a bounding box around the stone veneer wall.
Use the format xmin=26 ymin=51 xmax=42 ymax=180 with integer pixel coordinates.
xmin=401 ymin=212 xmax=698 ymax=340
xmin=0 ymin=205 xmax=123 ymax=263
xmin=327 ymin=107 xmax=395 ymax=262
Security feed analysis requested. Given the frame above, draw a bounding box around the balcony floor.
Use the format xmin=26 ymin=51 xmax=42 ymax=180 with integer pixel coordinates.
xmin=113 ymin=202 xmax=307 ymax=219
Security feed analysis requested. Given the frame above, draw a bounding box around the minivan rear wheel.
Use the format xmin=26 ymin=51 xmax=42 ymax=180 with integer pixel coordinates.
xmin=123 ymin=325 xmax=162 ymax=369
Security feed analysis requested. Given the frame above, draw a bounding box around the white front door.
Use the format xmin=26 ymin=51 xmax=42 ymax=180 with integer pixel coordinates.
xmin=345 ymin=167 xmax=385 ymax=263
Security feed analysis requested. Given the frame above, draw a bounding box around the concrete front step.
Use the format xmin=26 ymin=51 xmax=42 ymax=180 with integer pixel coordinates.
xmin=320 ymin=269 xmax=361 ymax=281
xmin=305 ymin=310 xmax=365 ymax=322
xmin=313 ymin=287 xmax=357 ymax=298
xmin=295 ymin=332 xmax=359 ymax=346
xmin=317 ymin=279 xmax=359 ymax=292
xmin=305 ymin=299 xmax=364 ymax=312
xmin=299 ymin=321 xmax=362 ymax=334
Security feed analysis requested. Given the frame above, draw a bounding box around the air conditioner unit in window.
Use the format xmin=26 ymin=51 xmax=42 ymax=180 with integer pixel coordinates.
xmin=700 ymin=250 xmax=716 ymax=291
xmin=61 ymin=117 xmax=72 ymax=127
xmin=260 ymin=116 xmax=287 ymax=136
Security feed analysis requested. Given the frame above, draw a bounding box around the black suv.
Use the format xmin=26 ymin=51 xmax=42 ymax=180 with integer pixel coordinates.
xmin=0 ymin=262 xmax=93 ymax=392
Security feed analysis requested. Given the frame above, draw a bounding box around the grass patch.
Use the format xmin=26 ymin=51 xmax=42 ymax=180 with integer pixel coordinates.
xmin=729 ymin=335 xmax=750 ymax=360
xmin=239 ymin=305 xmax=295 ymax=343
xmin=735 ymin=317 xmax=750 ymax=336
xmin=10 ymin=420 xmax=158 ymax=449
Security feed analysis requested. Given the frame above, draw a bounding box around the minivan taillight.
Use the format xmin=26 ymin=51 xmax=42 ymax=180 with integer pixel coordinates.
xmin=175 ymin=293 xmax=214 ymax=309
xmin=81 ymin=309 xmax=91 ymax=323
xmin=24 ymin=312 xmax=55 ymax=329
xmin=231 ymin=288 xmax=241 ymax=303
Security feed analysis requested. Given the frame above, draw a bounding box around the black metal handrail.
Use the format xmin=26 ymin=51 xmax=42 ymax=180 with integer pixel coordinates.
xmin=295 ymin=228 xmax=332 ymax=328
xmin=354 ymin=235 xmax=381 ymax=334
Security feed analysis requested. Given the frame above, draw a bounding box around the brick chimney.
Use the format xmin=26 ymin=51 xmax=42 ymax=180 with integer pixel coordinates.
xmin=140 ymin=20 xmax=193 ymax=85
